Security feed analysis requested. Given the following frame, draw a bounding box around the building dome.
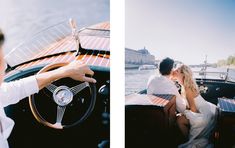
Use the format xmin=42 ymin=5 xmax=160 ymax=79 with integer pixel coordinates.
xmin=137 ymin=47 xmax=150 ymax=54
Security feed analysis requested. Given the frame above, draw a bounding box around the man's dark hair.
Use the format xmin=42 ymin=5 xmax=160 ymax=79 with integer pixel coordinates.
xmin=159 ymin=57 xmax=174 ymax=75
xmin=0 ymin=29 xmax=4 ymax=46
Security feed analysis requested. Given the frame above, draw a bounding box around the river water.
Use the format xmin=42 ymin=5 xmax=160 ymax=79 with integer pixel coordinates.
xmin=0 ymin=0 xmax=109 ymax=54
xmin=125 ymin=67 xmax=235 ymax=95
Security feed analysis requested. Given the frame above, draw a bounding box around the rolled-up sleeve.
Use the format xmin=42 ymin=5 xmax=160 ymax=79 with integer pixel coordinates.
xmin=0 ymin=76 xmax=39 ymax=107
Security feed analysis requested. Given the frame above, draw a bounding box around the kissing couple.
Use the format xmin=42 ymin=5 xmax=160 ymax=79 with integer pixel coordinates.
xmin=147 ymin=57 xmax=217 ymax=148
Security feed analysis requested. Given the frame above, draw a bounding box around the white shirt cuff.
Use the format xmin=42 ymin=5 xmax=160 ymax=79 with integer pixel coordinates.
xmin=22 ymin=76 xmax=39 ymax=95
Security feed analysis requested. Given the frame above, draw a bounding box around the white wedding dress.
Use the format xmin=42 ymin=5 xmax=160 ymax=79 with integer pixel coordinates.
xmin=179 ymin=95 xmax=217 ymax=148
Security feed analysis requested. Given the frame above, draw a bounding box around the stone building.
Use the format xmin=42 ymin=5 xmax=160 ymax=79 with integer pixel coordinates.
xmin=125 ymin=47 xmax=155 ymax=68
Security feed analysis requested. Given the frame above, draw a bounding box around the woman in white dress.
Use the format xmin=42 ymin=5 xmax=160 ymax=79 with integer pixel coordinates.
xmin=174 ymin=65 xmax=217 ymax=148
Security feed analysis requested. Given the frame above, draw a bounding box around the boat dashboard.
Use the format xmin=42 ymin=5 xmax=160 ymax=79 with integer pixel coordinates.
xmin=2 ymin=20 xmax=110 ymax=148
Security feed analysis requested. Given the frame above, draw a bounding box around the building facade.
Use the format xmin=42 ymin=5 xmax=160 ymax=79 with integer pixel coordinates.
xmin=125 ymin=47 xmax=155 ymax=68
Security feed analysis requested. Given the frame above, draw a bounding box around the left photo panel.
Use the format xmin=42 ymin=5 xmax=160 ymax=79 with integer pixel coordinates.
xmin=0 ymin=0 xmax=110 ymax=148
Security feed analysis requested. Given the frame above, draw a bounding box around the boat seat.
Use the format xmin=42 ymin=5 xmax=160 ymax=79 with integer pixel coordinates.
xmin=216 ymin=98 xmax=235 ymax=147
xmin=125 ymin=94 xmax=177 ymax=148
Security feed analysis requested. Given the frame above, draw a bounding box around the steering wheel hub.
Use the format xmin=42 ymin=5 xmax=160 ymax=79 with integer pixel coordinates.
xmin=53 ymin=86 xmax=73 ymax=106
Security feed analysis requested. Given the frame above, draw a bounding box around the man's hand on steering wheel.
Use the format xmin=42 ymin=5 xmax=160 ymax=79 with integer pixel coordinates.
xmin=35 ymin=61 xmax=96 ymax=90
xmin=61 ymin=61 xmax=96 ymax=83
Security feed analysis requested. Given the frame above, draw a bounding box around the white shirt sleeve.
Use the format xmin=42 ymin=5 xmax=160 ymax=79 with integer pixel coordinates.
xmin=0 ymin=133 xmax=9 ymax=148
xmin=0 ymin=76 xmax=39 ymax=107
xmin=146 ymin=75 xmax=155 ymax=94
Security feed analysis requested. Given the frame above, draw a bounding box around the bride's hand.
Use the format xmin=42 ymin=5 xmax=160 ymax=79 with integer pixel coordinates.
xmin=186 ymin=106 xmax=190 ymax=110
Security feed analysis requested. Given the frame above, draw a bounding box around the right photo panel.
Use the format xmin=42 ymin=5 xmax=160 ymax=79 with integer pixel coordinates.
xmin=125 ymin=0 xmax=235 ymax=148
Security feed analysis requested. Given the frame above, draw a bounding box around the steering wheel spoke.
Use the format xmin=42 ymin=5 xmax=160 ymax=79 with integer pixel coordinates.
xmin=70 ymin=82 xmax=89 ymax=95
xmin=46 ymin=83 xmax=58 ymax=93
xmin=54 ymin=106 xmax=66 ymax=129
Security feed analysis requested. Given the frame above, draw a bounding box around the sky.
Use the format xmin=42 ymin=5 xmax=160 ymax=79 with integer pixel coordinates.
xmin=125 ymin=0 xmax=235 ymax=65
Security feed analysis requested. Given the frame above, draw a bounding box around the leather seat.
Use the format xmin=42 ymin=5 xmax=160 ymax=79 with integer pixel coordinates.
xmin=125 ymin=105 xmax=175 ymax=148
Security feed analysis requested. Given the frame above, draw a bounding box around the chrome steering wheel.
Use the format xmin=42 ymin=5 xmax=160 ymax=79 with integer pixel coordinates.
xmin=29 ymin=63 xmax=96 ymax=129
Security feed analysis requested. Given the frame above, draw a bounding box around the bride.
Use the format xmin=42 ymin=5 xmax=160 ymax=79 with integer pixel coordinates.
xmin=174 ymin=65 xmax=217 ymax=148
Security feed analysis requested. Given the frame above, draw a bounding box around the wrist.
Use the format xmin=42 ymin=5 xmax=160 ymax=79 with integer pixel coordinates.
xmin=56 ymin=67 xmax=70 ymax=78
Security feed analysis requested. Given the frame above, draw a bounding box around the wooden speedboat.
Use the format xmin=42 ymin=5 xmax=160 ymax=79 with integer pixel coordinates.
xmin=126 ymin=70 xmax=235 ymax=148
xmin=4 ymin=19 xmax=110 ymax=148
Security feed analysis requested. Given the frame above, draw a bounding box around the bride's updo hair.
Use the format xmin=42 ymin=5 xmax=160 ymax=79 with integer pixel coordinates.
xmin=178 ymin=64 xmax=199 ymax=95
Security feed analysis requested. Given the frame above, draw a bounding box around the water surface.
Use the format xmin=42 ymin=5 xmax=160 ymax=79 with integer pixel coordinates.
xmin=125 ymin=67 xmax=235 ymax=95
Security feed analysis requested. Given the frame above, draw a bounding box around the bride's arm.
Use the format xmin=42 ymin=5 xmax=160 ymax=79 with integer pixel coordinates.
xmin=185 ymin=87 xmax=198 ymax=113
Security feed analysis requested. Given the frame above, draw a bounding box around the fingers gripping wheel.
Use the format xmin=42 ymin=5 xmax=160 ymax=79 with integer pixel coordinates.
xmin=29 ymin=63 xmax=96 ymax=129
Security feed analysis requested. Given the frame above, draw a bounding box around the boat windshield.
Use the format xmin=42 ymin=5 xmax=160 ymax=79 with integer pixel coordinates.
xmin=4 ymin=20 xmax=110 ymax=67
